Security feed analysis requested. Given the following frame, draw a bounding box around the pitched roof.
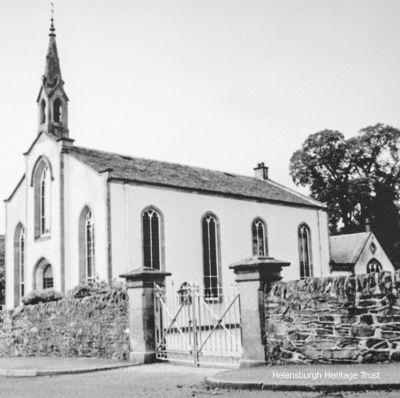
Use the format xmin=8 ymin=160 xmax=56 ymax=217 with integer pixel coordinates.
xmin=4 ymin=174 xmax=26 ymax=203
xmin=329 ymin=232 xmax=372 ymax=265
xmin=67 ymin=146 xmax=324 ymax=209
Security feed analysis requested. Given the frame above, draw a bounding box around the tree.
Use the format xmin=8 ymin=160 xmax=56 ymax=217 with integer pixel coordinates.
xmin=290 ymin=124 xmax=400 ymax=266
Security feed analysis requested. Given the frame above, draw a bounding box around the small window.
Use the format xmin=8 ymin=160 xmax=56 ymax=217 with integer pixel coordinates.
xmin=252 ymin=218 xmax=268 ymax=256
xmin=43 ymin=265 xmax=54 ymax=289
xmin=142 ymin=208 xmax=161 ymax=269
xmin=202 ymin=213 xmax=221 ymax=299
xmin=366 ymin=258 xmax=382 ymax=274
xmin=298 ymin=223 xmax=313 ymax=279
xmin=53 ymin=98 xmax=62 ymax=123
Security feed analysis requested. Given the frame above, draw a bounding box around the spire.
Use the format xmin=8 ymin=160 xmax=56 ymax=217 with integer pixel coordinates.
xmin=36 ymin=4 xmax=69 ymax=139
xmin=44 ymin=5 xmax=62 ymax=91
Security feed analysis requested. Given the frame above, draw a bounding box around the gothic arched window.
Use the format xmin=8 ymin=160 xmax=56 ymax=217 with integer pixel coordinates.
xmin=39 ymin=164 xmax=51 ymax=235
xmin=79 ymin=206 xmax=95 ymax=282
xmin=13 ymin=223 xmax=25 ymax=306
xmin=32 ymin=157 xmax=52 ymax=239
xmin=142 ymin=208 xmax=162 ymax=270
xmin=298 ymin=223 xmax=313 ymax=279
xmin=252 ymin=218 xmax=268 ymax=256
xmin=33 ymin=258 xmax=53 ymax=290
xmin=85 ymin=210 xmax=95 ymax=280
xmin=366 ymin=258 xmax=382 ymax=274
xmin=43 ymin=264 xmax=54 ymax=289
xmin=53 ymin=98 xmax=62 ymax=123
xmin=202 ymin=213 xmax=221 ymax=298
xmin=19 ymin=227 xmax=25 ymax=299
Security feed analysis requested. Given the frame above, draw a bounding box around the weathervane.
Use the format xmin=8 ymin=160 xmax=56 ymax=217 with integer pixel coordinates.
xmin=50 ymin=2 xmax=55 ymax=33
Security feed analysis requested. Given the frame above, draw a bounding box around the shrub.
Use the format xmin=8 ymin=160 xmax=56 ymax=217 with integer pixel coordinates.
xmin=22 ymin=288 xmax=63 ymax=305
xmin=68 ymin=279 xmax=125 ymax=299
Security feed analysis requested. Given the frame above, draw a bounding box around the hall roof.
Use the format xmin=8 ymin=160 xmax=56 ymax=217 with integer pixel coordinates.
xmin=329 ymin=232 xmax=372 ymax=265
xmin=68 ymin=146 xmax=325 ymax=209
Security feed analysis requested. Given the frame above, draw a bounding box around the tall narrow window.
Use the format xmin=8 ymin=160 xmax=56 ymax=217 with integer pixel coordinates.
xmin=43 ymin=265 xmax=53 ymax=289
xmin=32 ymin=157 xmax=53 ymax=239
xmin=85 ymin=210 xmax=95 ymax=280
xmin=142 ymin=208 xmax=161 ymax=269
xmin=14 ymin=223 xmax=25 ymax=306
xmin=252 ymin=218 xmax=268 ymax=256
xmin=298 ymin=223 xmax=313 ymax=279
xmin=53 ymin=98 xmax=62 ymax=123
xmin=39 ymin=165 xmax=51 ymax=235
xmin=202 ymin=213 xmax=220 ymax=299
xmin=19 ymin=227 xmax=25 ymax=299
xmin=40 ymin=99 xmax=46 ymax=124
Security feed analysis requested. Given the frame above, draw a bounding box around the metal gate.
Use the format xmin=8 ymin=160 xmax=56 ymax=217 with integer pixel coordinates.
xmin=154 ymin=283 xmax=242 ymax=366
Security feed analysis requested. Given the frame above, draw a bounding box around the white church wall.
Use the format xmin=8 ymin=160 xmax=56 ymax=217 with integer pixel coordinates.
xmin=25 ymin=134 xmax=62 ymax=293
xmin=110 ymin=182 xmax=330 ymax=291
xmin=64 ymin=155 xmax=109 ymax=288
xmin=5 ymin=177 xmax=27 ymax=308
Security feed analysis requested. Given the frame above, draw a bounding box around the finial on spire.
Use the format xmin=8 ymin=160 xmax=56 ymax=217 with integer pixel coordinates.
xmin=49 ymin=2 xmax=55 ymax=35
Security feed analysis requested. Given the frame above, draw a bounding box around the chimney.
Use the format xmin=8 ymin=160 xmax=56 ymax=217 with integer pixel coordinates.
xmin=254 ymin=162 xmax=269 ymax=180
xmin=365 ymin=217 xmax=371 ymax=232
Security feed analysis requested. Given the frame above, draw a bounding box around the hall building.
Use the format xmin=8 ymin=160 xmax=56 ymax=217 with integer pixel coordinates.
xmin=4 ymin=19 xmax=331 ymax=308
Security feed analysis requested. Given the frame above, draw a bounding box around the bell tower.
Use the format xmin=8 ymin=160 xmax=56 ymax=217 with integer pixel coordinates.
xmin=37 ymin=11 xmax=69 ymax=138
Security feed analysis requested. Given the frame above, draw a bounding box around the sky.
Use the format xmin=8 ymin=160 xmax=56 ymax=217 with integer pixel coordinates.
xmin=0 ymin=0 xmax=399 ymax=233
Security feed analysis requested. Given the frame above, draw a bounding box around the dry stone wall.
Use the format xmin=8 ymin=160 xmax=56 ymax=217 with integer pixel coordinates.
xmin=0 ymin=290 xmax=129 ymax=360
xmin=265 ymin=271 xmax=400 ymax=364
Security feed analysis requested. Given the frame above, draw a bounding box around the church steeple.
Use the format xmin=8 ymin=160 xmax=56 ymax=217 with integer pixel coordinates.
xmin=37 ymin=10 xmax=69 ymax=138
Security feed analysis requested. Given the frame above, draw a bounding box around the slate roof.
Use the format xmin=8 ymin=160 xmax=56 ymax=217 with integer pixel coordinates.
xmin=68 ymin=146 xmax=324 ymax=209
xmin=329 ymin=232 xmax=372 ymax=265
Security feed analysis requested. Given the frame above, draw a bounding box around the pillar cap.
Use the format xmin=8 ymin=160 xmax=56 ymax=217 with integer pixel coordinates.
xmin=119 ymin=267 xmax=171 ymax=282
xmin=229 ymin=256 xmax=290 ymax=272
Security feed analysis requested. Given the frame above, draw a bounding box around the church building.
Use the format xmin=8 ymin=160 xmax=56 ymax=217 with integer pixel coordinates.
xmin=4 ymin=19 xmax=331 ymax=308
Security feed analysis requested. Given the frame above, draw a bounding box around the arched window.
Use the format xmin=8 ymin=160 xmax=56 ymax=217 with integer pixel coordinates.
xmin=85 ymin=210 xmax=95 ymax=280
xmin=298 ymin=223 xmax=313 ymax=279
xmin=13 ymin=223 xmax=25 ymax=306
xmin=202 ymin=213 xmax=221 ymax=299
xmin=79 ymin=206 xmax=95 ymax=282
xmin=33 ymin=258 xmax=53 ymax=290
xmin=32 ymin=157 xmax=52 ymax=239
xmin=366 ymin=258 xmax=382 ymax=274
xmin=53 ymin=98 xmax=62 ymax=123
xmin=43 ymin=265 xmax=54 ymax=289
xmin=19 ymin=228 xmax=25 ymax=298
xmin=252 ymin=218 xmax=268 ymax=256
xmin=39 ymin=165 xmax=51 ymax=235
xmin=142 ymin=208 xmax=161 ymax=270
xmin=40 ymin=99 xmax=46 ymax=124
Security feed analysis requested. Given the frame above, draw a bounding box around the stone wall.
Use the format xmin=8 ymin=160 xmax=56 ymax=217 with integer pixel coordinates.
xmin=0 ymin=290 xmax=130 ymax=360
xmin=264 ymin=271 xmax=400 ymax=364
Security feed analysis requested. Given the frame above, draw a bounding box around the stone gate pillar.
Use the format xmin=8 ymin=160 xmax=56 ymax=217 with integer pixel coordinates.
xmin=230 ymin=256 xmax=290 ymax=367
xmin=120 ymin=267 xmax=171 ymax=364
